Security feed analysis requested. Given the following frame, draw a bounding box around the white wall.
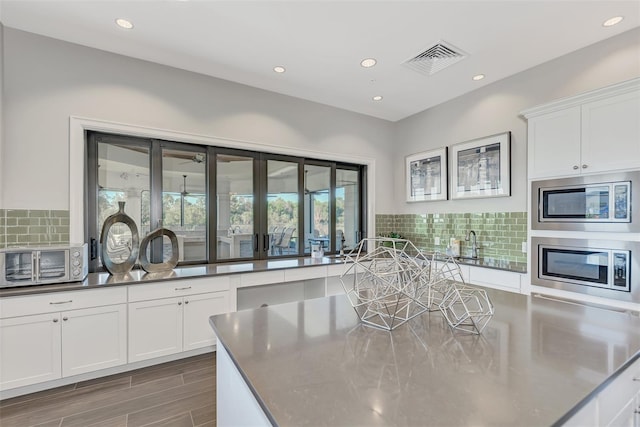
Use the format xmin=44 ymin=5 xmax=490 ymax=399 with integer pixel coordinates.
xmin=1 ymin=28 xmax=394 ymax=214
xmin=0 ymin=24 xmax=4 ymax=209
xmin=393 ymin=27 xmax=640 ymax=214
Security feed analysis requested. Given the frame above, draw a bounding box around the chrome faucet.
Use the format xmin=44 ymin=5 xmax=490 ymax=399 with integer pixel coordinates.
xmin=465 ymin=230 xmax=479 ymax=259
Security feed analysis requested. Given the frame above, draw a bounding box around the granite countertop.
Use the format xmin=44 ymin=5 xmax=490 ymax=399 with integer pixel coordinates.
xmin=0 ymin=253 xmax=526 ymax=298
xmin=210 ymin=290 xmax=640 ymax=427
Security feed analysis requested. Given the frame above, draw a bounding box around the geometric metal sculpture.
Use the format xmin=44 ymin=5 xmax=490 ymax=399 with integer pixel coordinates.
xmin=100 ymin=201 xmax=139 ymax=275
xmin=438 ymin=284 xmax=494 ymax=334
xmin=138 ymin=227 xmax=180 ymax=273
xmin=341 ymin=239 xmax=494 ymax=334
xmin=340 ymin=238 xmax=430 ymax=330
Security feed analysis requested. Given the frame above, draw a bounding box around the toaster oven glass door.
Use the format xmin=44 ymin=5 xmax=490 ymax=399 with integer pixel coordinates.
xmin=38 ymin=250 xmax=68 ymax=281
xmin=3 ymin=252 xmax=35 ymax=284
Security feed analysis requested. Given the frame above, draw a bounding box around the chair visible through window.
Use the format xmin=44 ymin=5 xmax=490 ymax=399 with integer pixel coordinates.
xmin=275 ymin=227 xmax=295 ymax=255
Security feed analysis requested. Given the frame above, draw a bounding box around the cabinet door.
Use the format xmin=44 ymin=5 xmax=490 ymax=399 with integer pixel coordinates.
xmin=183 ymin=292 xmax=229 ymax=351
xmin=528 ymin=106 xmax=582 ymax=179
xmin=128 ymin=297 xmax=183 ymax=363
xmin=61 ymin=304 xmax=127 ymax=377
xmin=0 ymin=313 xmax=62 ymax=389
xmin=582 ymin=90 xmax=640 ymax=174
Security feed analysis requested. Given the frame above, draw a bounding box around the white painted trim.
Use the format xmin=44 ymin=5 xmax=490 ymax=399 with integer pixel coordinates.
xmin=69 ymin=116 xmax=377 ymax=244
xmin=520 ymin=77 xmax=640 ymax=118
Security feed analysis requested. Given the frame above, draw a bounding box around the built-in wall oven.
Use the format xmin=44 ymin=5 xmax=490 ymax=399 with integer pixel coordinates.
xmin=531 ymin=237 xmax=639 ymax=304
xmin=531 ymin=170 xmax=639 ymax=232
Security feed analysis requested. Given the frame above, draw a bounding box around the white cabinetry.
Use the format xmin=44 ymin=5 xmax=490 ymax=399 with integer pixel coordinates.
xmin=523 ymin=79 xmax=640 ymax=179
xmin=128 ymin=277 xmax=230 ymax=363
xmin=563 ymin=356 xmax=640 ymax=427
xmin=468 ymin=267 xmax=521 ymax=293
xmin=0 ymin=288 xmax=127 ymax=390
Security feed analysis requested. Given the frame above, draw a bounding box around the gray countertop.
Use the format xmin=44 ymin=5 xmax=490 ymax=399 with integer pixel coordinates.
xmin=0 ymin=255 xmax=525 ymax=298
xmin=210 ymin=290 xmax=640 ymax=427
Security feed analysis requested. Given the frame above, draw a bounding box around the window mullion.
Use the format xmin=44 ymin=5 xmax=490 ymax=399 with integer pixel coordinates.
xmin=149 ymin=140 xmax=164 ymax=263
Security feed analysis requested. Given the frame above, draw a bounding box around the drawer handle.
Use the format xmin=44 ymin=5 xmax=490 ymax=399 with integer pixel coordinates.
xmin=633 ymin=377 xmax=640 ymax=381
xmin=175 ymin=286 xmax=192 ymax=291
xmin=573 ymin=165 xmax=579 ymax=170
xmin=49 ymin=300 xmax=73 ymax=305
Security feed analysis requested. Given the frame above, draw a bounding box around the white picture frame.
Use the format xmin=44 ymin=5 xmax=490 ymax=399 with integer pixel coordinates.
xmin=405 ymin=147 xmax=448 ymax=202
xmin=451 ymin=132 xmax=511 ymax=200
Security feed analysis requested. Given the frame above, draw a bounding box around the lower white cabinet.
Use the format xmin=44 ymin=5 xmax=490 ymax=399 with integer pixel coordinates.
xmin=128 ymin=291 xmax=229 ymax=362
xmin=0 ymin=313 xmax=62 ymax=390
xmin=61 ymin=304 xmax=127 ymax=377
xmin=0 ymin=288 xmax=127 ymax=391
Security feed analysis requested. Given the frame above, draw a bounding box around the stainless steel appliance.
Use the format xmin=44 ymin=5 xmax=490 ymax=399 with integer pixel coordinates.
xmin=531 ymin=170 xmax=639 ymax=232
xmin=0 ymin=244 xmax=88 ymax=287
xmin=532 ymin=237 xmax=639 ymax=303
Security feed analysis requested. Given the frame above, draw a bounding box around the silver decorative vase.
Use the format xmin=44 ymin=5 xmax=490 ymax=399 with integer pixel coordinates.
xmin=100 ymin=201 xmax=140 ymax=275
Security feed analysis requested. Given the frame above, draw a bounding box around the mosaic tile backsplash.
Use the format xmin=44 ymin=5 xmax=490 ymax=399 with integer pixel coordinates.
xmin=376 ymin=212 xmax=527 ymax=264
xmin=0 ymin=209 xmax=70 ymax=249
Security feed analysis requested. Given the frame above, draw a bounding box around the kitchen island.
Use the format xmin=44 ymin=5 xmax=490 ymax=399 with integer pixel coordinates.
xmin=210 ymin=289 xmax=640 ymax=426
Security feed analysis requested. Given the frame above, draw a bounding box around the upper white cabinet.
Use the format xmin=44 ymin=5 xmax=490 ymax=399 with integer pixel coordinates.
xmin=523 ymin=78 xmax=640 ymax=179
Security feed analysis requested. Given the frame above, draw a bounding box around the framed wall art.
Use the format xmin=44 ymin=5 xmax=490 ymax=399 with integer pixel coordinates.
xmin=405 ymin=147 xmax=448 ymax=202
xmin=450 ymin=131 xmax=511 ymax=200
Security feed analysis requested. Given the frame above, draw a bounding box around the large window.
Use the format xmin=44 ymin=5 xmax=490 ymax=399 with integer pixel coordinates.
xmin=86 ymin=132 xmax=365 ymax=272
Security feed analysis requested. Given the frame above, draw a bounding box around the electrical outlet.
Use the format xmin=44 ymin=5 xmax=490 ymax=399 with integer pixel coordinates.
xmin=522 ymin=242 xmax=527 ymax=253
xmin=434 ymin=237 xmax=440 ymax=245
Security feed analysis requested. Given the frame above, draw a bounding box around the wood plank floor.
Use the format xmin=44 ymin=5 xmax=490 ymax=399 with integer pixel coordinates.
xmin=0 ymin=352 xmax=216 ymax=427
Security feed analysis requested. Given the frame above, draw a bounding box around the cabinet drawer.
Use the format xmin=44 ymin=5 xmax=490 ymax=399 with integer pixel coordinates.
xmin=0 ymin=287 xmax=127 ymax=318
xmin=284 ymin=266 xmax=327 ymax=282
xmin=598 ymin=357 xmax=640 ymax=425
xmin=128 ymin=276 xmax=230 ymax=302
xmin=239 ymin=270 xmax=285 ymax=288
xmin=468 ymin=267 xmax=521 ymax=292
xmin=327 ymin=263 xmax=349 ymax=277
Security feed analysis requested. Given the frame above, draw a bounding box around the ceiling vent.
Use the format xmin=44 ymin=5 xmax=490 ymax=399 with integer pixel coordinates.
xmin=403 ymin=41 xmax=468 ymax=76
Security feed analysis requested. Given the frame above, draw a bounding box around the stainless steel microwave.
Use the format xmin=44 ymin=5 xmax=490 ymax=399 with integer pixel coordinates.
xmin=531 ymin=170 xmax=639 ymax=232
xmin=531 ymin=237 xmax=639 ymax=304
xmin=0 ymin=244 xmax=88 ymax=288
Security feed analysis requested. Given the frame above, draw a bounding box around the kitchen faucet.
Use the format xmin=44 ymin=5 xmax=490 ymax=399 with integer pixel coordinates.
xmin=465 ymin=230 xmax=479 ymax=259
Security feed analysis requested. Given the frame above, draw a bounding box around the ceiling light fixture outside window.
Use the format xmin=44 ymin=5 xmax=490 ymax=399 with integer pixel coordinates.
xmin=472 ymin=74 xmax=485 ymax=81
xmin=603 ymin=16 xmax=623 ymax=27
xmin=115 ymin=18 xmax=134 ymax=29
xmin=361 ymin=58 xmax=377 ymax=68
xmin=273 ymin=66 xmax=286 ymax=73
xmin=372 ymin=95 xmax=383 ymax=101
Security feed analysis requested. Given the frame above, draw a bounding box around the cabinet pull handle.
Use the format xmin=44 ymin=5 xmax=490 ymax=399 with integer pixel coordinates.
xmin=582 ymin=164 xmax=588 ymax=169
xmin=62 ymin=317 xmax=68 ymax=321
xmin=573 ymin=165 xmax=579 ymax=170
xmin=633 ymin=377 xmax=640 ymax=381
xmin=50 ymin=300 xmax=73 ymax=305
xmin=175 ymin=286 xmax=191 ymax=291
xmin=178 ymin=301 xmax=182 ymax=306
xmin=53 ymin=318 xmax=59 ymax=323
xmin=185 ymin=300 xmax=189 ymax=304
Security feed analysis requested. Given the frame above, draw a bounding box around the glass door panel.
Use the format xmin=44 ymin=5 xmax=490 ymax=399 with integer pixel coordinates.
xmin=38 ymin=251 xmax=67 ymax=280
xmin=336 ymin=169 xmax=360 ymax=253
xmin=162 ymin=148 xmax=207 ymax=263
xmin=304 ymin=165 xmax=330 ymax=254
xmin=267 ymin=160 xmax=299 ymax=257
xmin=217 ymin=154 xmax=255 ymax=260
xmin=97 ymin=142 xmax=150 ymax=270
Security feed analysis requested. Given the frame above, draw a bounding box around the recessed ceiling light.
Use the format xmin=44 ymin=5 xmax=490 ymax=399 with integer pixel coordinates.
xmin=372 ymin=95 xmax=383 ymax=101
xmin=115 ymin=18 xmax=134 ymax=29
xmin=603 ymin=16 xmax=623 ymax=27
xmin=273 ymin=66 xmax=286 ymax=73
xmin=472 ymin=74 xmax=485 ymax=81
xmin=361 ymin=58 xmax=377 ymax=68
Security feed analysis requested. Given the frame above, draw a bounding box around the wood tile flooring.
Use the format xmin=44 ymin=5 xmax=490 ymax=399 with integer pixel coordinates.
xmin=0 ymin=352 xmax=216 ymax=427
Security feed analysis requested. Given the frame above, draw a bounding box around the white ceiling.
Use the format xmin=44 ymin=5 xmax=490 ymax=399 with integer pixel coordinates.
xmin=1 ymin=1 xmax=638 ymax=122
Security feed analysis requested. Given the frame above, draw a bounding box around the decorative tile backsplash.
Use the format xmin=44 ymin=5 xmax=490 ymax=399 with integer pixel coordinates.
xmin=0 ymin=209 xmax=70 ymax=249
xmin=376 ymin=212 xmax=527 ymax=264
